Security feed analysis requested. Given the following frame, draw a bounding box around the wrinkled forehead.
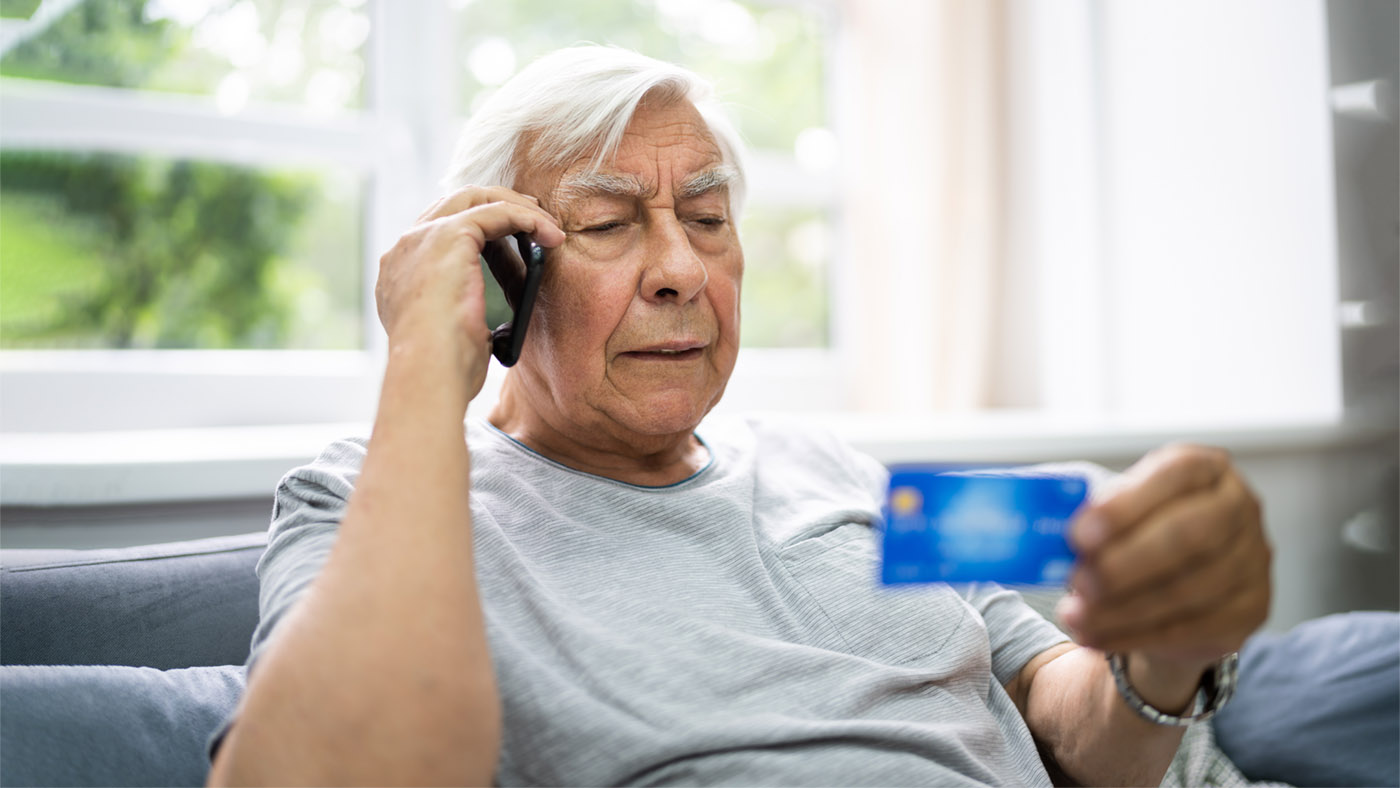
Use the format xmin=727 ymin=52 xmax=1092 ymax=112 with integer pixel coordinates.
xmin=615 ymin=96 xmax=722 ymax=155
xmin=524 ymin=99 xmax=733 ymax=212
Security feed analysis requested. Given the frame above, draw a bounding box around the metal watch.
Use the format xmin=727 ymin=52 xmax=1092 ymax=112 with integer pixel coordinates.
xmin=1106 ymin=651 xmax=1240 ymax=726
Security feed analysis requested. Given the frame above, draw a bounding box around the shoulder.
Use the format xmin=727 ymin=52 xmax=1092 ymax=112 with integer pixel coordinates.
xmin=256 ymin=437 xmax=371 ymax=606
xmin=730 ymin=412 xmax=889 ymax=498
xmin=463 ymin=418 xmax=564 ymax=496
xmin=701 ymin=412 xmax=873 ymax=463
xmin=272 ymin=436 xmax=370 ymax=517
xmin=702 ymin=413 xmax=890 ymax=544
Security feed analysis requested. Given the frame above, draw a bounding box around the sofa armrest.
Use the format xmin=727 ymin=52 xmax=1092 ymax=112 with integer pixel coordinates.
xmin=0 ymin=664 xmax=245 ymax=788
xmin=0 ymin=532 xmax=267 ymax=669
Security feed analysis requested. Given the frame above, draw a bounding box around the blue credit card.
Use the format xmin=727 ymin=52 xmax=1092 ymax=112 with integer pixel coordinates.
xmin=880 ymin=469 xmax=1089 ymax=586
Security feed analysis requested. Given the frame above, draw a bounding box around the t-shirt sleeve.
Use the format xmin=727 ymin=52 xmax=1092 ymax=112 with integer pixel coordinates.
xmin=207 ymin=437 xmax=366 ymax=761
xmin=962 ymin=583 xmax=1072 ymax=686
xmin=949 ymin=462 xmax=1113 ymax=684
xmin=247 ymin=437 xmax=366 ymax=671
xmin=795 ymin=425 xmax=1078 ymax=684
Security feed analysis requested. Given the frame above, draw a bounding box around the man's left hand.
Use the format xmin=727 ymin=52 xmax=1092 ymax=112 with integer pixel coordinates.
xmin=1057 ymin=443 xmax=1272 ymax=670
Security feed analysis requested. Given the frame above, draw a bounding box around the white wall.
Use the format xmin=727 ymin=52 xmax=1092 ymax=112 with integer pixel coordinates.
xmin=1098 ymin=0 xmax=1341 ymax=422
xmin=996 ymin=0 xmax=1344 ymax=423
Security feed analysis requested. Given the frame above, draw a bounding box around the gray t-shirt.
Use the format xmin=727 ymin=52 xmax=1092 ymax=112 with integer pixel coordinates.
xmin=239 ymin=415 xmax=1070 ymax=786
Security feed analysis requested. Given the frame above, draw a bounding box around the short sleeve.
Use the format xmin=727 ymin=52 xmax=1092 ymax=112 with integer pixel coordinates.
xmin=247 ymin=437 xmax=368 ymax=673
xmin=207 ymin=437 xmax=367 ymax=761
xmin=962 ymin=584 xmax=1071 ymax=686
xmin=790 ymin=425 xmax=1075 ymax=685
xmin=950 ymin=462 xmax=1112 ymax=684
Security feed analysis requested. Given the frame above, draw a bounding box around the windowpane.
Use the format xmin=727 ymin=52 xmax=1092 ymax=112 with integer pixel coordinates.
xmin=739 ymin=204 xmax=829 ymax=348
xmin=454 ymin=0 xmax=827 ymax=152
xmin=0 ymin=150 xmax=363 ymax=350
xmin=0 ymin=0 xmax=368 ymax=113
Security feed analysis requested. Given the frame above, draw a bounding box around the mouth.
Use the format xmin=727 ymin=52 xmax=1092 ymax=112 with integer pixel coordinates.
xmin=619 ymin=342 xmax=707 ymax=362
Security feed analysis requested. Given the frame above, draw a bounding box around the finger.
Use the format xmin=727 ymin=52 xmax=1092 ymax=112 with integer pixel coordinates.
xmin=417 ymin=185 xmax=536 ymax=223
xmin=418 ymin=186 xmax=563 ymax=244
xmin=1086 ymin=573 xmax=1270 ymax=658
xmin=1078 ymin=471 xmax=1249 ymax=601
xmin=425 ymin=200 xmax=566 ymax=252
xmin=1071 ymin=444 xmax=1231 ymax=556
xmin=1069 ymin=513 xmax=1259 ymax=647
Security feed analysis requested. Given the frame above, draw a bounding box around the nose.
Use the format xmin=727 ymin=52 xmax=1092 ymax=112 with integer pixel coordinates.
xmin=639 ymin=218 xmax=708 ymax=304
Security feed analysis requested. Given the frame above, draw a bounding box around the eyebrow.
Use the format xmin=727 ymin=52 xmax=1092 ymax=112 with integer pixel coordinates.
xmin=678 ymin=165 xmax=738 ymax=200
xmin=556 ymin=172 xmax=648 ymax=204
xmin=554 ymin=164 xmax=737 ymax=207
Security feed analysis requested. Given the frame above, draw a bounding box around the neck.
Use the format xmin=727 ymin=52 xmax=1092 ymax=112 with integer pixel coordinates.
xmin=486 ymin=373 xmax=710 ymax=487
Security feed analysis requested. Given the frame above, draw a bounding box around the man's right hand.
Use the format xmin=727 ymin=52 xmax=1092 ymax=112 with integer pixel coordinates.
xmin=375 ymin=186 xmax=565 ymax=404
xmin=209 ymin=186 xmax=564 ymax=788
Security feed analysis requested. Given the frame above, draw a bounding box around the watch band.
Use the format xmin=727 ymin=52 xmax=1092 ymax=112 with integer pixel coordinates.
xmin=1106 ymin=651 xmax=1240 ymax=726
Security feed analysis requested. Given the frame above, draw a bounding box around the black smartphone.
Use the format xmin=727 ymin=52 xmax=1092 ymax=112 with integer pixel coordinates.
xmin=482 ymin=232 xmax=546 ymax=367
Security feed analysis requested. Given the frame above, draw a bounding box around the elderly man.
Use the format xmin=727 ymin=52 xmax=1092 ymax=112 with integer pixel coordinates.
xmin=208 ymin=47 xmax=1270 ymax=787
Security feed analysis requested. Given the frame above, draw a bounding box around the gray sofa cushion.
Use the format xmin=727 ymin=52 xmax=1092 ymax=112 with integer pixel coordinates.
xmin=0 ymin=664 xmax=244 ymax=788
xmin=1213 ymin=611 xmax=1400 ymax=787
xmin=0 ymin=532 xmax=266 ymax=669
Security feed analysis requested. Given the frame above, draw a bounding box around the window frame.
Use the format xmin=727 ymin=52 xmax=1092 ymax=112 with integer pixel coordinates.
xmin=0 ymin=0 xmax=851 ymax=434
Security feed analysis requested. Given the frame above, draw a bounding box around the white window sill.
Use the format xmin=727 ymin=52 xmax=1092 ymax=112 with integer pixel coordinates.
xmin=0 ymin=422 xmax=370 ymax=506
xmin=2 ymin=413 xmax=1392 ymax=507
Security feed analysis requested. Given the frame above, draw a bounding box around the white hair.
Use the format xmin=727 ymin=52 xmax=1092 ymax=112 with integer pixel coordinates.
xmin=444 ymin=46 xmax=748 ymax=214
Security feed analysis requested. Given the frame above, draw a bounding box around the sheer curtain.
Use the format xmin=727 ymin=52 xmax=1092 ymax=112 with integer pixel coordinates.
xmin=839 ymin=0 xmax=1007 ymax=413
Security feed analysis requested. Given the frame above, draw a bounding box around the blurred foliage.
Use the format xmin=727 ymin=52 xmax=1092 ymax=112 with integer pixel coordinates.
xmin=0 ymin=0 xmax=42 ymax=20
xmin=0 ymin=0 xmax=367 ymax=108
xmin=456 ymin=0 xmax=827 ymax=152
xmin=739 ymin=204 xmax=829 ymax=347
xmin=0 ymin=0 xmax=828 ymax=350
xmin=0 ymin=0 xmax=364 ymax=350
xmin=0 ymin=0 xmax=187 ymax=87
xmin=0 ymin=152 xmax=316 ymax=348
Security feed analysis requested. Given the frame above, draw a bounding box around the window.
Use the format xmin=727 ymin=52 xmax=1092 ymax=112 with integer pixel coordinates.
xmin=0 ymin=0 xmax=1347 ymax=442
xmin=0 ymin=0 xmax=844 ymax=433
xmin=0 ymin=0 xmax=399 ymax=431
xmin=1 ymin=151 xmax=364 ymax=351
xmin=1 ymin=0 xmax=372 ymax=355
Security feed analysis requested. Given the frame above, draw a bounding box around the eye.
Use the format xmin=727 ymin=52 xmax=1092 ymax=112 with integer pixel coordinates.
xmin=691 ymin=216 xmax=727 ymax=229
xmin=583 ymin=221 xmax=625 ymax=234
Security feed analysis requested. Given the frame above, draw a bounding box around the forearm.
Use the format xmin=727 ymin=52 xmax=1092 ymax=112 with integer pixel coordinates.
xmin=1025 ymin=647 xmax=1200 ymax=787
xmin=210 ymin=338 xmax=498 ymax=786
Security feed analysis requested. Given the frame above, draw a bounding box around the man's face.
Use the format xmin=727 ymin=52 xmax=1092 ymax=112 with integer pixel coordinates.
xmin=511 ymin=98 xmax=743 ymax=442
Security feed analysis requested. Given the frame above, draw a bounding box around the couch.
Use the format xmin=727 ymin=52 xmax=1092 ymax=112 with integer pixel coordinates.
xmin=1 ymin=531 xmax=1396 ymax=787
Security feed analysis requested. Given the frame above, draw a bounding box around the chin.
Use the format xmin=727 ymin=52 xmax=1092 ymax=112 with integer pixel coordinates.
xmin=620 ymin=390 xmax=721 ymax=436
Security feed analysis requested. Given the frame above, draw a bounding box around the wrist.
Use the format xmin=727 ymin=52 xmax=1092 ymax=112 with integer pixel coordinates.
xmin=1124 ymin=652 xmax=1208 ymax=715
xmin=382 ymin=332 xmax=479 ymax=416
xmin=1108 ymin=651 xmax=1240 ymax=726
xmin=387 ymin=313 xmax=475 ymax=362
